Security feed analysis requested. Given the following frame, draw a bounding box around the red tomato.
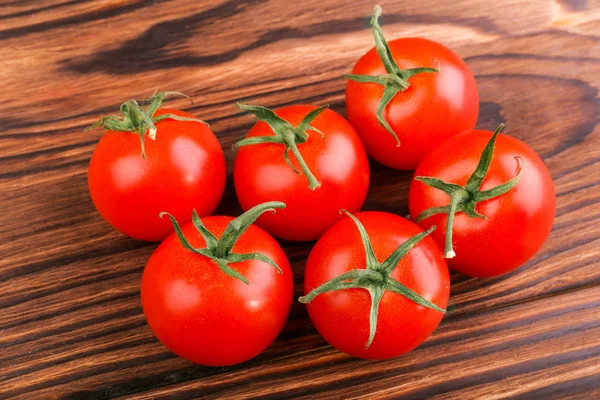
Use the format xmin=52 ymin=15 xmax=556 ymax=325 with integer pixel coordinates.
xmin=409 ymin=128 xmax=555 ymax=277
xmin=142 ymin=203 xmax=293 ymax=366
xmin=302 ymin=211 xmax=449 ymax=359
xmin=234 ymin=104 xmax=370 ymax=242
xmin=88 ymin=98 xmax=226 ymax=241
xmin=345 ymin=6 xmax=478 ymax=170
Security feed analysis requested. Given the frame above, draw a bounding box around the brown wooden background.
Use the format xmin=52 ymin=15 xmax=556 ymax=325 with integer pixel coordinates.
xmin=1 ymin=0 xmax=599 ymax=398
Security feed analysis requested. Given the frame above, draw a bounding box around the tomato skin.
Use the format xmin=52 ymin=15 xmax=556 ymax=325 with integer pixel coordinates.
xmin=409 ymin=130 xmax=556 ymax=277
xmin=304 ymin=212 xmax=449 ymax=359
xmin=88 ymin=108 xmax=226 ymax=242
xmin=346 ymin=38 xmax=478 ymax=170
xmin=141 ymin=216 xmax=293 ymax=366
xmin=234 ymin=105 xmax=370 ymax=242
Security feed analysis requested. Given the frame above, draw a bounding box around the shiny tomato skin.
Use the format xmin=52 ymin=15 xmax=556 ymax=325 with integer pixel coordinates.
xmin=346 ymin=38 xmax=479 ymax=170
xmin=141 ymin=216 xmax=293 ymax=366
xmin=304 ymin=212 xmax=450 ymax=359
xmin=234 ymin=105 xmax=370 ymax=242
xmin=88 ymin=108 xmax=226 ymax=242
xmin=409 ymin=130 xmax=556 ymax=277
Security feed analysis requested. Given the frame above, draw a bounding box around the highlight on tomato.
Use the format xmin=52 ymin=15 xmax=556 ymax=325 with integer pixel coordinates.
xmin=300 ymin=211 xmax=449 ymax=359
xmin=409 ymin=124 xmax=556 ymax=277
xmin=345 ymin=5 xmax=479 ymax=170
xmin=87 ymin=91 xmax=226 ymax=242
xmin=233 ymin=103 xmax=370 ymax=242
xmin=141 ymin=201 xmax=294 ymax=366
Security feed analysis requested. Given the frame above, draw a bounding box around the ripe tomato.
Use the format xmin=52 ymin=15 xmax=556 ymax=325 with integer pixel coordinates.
xmin=301 ymin=211 xmax=449 ymax=359
xmin=88 ymin=92 xmax=226 ymax=241
xmin=234 ymin=104 xmax=370 ymax=242
xmin=142 ymin=202 xmax=294 ymax=366
xmin=345 ymin=6 xmax=478 ymax=170
xmin=409 ymin=125 xmax=556 ymax=277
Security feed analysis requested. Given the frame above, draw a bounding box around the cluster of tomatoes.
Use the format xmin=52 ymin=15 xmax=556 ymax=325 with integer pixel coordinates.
xmin=88 ymin=6 xmax=555 ymax=366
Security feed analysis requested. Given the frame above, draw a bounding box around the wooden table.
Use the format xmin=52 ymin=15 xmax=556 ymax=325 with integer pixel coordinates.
xmin=1 ymin=0 xmax=599 ymax=398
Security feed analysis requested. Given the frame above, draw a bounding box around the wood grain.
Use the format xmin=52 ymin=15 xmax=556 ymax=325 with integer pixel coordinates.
xmin=1 ymin=0 xmax=599 ymax=398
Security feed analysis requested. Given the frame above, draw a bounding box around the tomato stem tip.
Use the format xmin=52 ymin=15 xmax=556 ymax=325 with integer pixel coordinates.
xmin=299 ymin=211 xmax=444 ymax=349
xmin=346 ymin=5 xmax=439 ymax=146
xmin=415 ymin=124 xmax=523 ymax=259
xmin=235 ymin=103 xmax=328 ymax=190
xmin=87 ymin=91 xmax=205 ymax=159
xmin=162 ymin=201 xmax=286 ymax=284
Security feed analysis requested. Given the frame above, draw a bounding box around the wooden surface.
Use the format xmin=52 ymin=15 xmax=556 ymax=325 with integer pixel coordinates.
xmin=1 ymin=0 xmax=599 ymax=398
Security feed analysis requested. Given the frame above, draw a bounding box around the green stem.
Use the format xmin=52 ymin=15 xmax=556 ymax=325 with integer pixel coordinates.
xmin=366 ymin=286 xmax=385 ymax=348
xmin=161 ymin=201 xmax=286 ymax=284
xmin=299 ymin=210 xmax=445 ymax=349
xmin=341 ymin=210 xmax=380 ymax=270
xmin=285 ymin=134 xmax=321 ymax=190
xmin=345 ymin=5 xmax=439 ymax=146
xmin=299 ymin=269 xmax=367 ymax=303
xmin=443 ymin=190 xmax=468 ymax=258
xmin=465 ymin=123 xmax=505 ymax=192
xmin=414 ymin=124 xmax=524 ymax=260
xmin=87 ymin=91 xmax=204 ymax=159
xmin=385 ymin=279 xmax=446 ymax=313
xmin=370 ymin=5 xmax=401 ymax=75
xmin=380 ymin=225 xmax=436 ymax=274
xmin=216 ymin=201 xmax=285 ymax=258
xmin=236 ymin=103 xmax=328 ymax=190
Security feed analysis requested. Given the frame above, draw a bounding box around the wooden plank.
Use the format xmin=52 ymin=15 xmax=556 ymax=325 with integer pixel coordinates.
xmin=0 ymin=0 xmax=598 ymax=398
xmin=6 ymin=285 xmax=595 ymax=399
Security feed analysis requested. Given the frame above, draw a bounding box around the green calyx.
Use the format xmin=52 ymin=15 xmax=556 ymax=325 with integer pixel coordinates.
xmin=415 ymin=124 xmax=524 ymax=259
xmin=160 ymin=201 xmax=286 ymax=285
xmin=87 ymin=91 xmax=205 ymax=159
xmin=346 ymin=5 xmax=439 ymax=146
xmin=299 ymin=211 xmax=445 ymax=349
xmin=235 ymin=103 xmax=328 ymax=190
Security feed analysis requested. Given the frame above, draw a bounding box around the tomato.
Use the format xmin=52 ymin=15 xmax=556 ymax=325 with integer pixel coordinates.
xmin=233 ymin=104 xmax=370 ymax=242
xmin=88 ymin=92 xmax=226 ymax=241
xmin=345 ymin=6 xmax=478 ymax=170
xmin=409 ymin=125 xmax=556 ymax=277
xmin=142 ymin=202 xmax=294 ymax=366
xmin=301 ymin=211 xmax=449 ymax=359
